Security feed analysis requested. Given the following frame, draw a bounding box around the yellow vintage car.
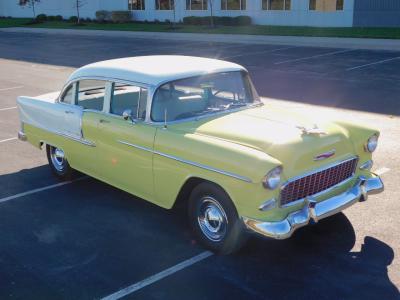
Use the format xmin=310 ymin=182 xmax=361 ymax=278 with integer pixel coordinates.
xmin=17 ymin=56 xmax=383 ymax=254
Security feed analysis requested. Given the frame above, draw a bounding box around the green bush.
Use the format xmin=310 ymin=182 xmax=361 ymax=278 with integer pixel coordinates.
xmin=234 ymin=16 xmax=252 ymax=26
xmin=55 ymin=15 xmax=63 ymax=21
xmin=111 ymin=11 xmax=132 ymax=23
xmin=68 ymin=16 xmax=78 ymax=23
xmin=182 ymin=16 xmax=197 ymax=25
xmin=213 ymin=16 xmax=227 ymax=25
xmin=36 ymin=14 xmax=47 ymax=22
xmin=95 ymin=10 xmax=110 ymax=22
xmin=183 ymin=16 xmax=252 ymax=26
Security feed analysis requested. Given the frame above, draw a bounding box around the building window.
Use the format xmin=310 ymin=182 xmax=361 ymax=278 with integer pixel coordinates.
xmin=309 ymin=0 xmax=344 ymax=11
xmin=262 ymin=0 xmax=291 ymax=10
xmin=186 ymin=0 xmax=208 ymax=10
xmin=156 ymin=0 xmax=175 ymax=10
xmin=221 ymin=0 xmax=246 ymax=10
xmin=129 ymin=0 xmax=145 ymax=10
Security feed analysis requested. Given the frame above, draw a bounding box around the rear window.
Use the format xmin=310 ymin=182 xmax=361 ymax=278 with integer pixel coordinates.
xmin=77 ymin=80 xmax=106 ymax=111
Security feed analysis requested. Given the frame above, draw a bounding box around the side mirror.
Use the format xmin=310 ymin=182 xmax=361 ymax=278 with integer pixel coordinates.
xmin=122 ymin=109 xmax=133 ymax=121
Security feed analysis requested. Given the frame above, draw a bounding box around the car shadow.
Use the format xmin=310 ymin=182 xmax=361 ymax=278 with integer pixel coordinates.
xmin=226 ymin=213 xmax=399 ymax=299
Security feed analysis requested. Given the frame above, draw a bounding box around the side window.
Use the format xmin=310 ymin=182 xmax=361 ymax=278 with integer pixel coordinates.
xmin=60 ymin=84 xmax=75 ymax=105
xmin=111 ymin=83 xmax=148 ymax=120
xmin=77 ymin=80 xmax=106 ymax=111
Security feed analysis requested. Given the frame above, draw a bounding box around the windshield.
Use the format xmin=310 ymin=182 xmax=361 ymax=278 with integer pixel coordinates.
xmin=151 ymin=71 xmax=260 ymax=122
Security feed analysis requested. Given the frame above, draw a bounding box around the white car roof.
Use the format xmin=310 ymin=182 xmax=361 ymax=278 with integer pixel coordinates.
xmin=68 ymin=55 xmax=246 ymax=86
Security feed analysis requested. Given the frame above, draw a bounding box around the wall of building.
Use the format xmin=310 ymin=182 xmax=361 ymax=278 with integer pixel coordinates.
xmin=0 ymin=0 xmax=354 ymax=27
xmin=353 ymin=0 xmax=400 ymax=27
xmin=132 ymin=0 xmax=355 ymax=27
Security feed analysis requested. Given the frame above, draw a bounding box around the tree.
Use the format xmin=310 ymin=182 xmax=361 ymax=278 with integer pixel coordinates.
xmin=18 ymin=0 xmax=40 ymax=18
xmin=171 ymin=0 xmax=176 ymax=29
xmin=73 ymin=0 xmax=87 ymax=24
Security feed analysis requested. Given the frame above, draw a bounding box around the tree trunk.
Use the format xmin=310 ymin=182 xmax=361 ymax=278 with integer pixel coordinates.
xmin=209 ymin=0 xmax=214 ymax=28
xmin=172 ymin=1 xmax=176 ymax=29
xmin=32 ymin=0 xmax=36 ymax=18
xmin=76 ymin=1 xmax=80 ymax=24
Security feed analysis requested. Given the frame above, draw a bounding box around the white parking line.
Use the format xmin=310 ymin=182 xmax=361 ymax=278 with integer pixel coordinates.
xmin=346 ymin=56 xmax=400 ymax=71
xmin=0 ymin=137 xmax=17 ymax=143
xmin=0 ymin=106 xmax=17 ymax=111
xmin=0 ymin=86 xmax=24 ymax=92
xmin=222 ymin=46 xmax=298 ymax=59
xmin=101 ymin=251 xmax=213 ymax=300
xmin=0 ymin=177 xmax=87 ymax=204
xmin=275 ymin=49 xmax=356 ymax=65
xmin=375 ymin=167 xmax=390 ymax=176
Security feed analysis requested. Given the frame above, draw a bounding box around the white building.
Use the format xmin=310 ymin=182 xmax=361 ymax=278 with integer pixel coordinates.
xmin=1 ymin=0 xmax=399 ymax=27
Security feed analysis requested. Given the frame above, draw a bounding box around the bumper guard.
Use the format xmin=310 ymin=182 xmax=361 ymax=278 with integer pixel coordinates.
xmin=243 ymin=176 xmax=384 ymax=239
xmin=18 ymin=130 xmax=27 ymax=141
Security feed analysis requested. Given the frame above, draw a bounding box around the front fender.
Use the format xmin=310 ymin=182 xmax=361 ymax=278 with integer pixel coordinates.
xmin=152 ymin=127 xmax=281 ymax=214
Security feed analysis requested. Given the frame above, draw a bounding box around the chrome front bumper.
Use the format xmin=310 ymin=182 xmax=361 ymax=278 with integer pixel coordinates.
xmin=243 ymin=176 xmax=384 ymax=239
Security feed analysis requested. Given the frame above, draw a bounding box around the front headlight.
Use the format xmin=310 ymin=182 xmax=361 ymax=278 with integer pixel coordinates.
xmin=365 ymin=134 xmax=379 ymax=153
xmin=262 ymin=166 xmax=282 ymax=190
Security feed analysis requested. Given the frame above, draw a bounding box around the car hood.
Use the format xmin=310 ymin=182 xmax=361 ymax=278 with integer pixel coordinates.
xmin=172 ymin=105 xmax=357 ymax=177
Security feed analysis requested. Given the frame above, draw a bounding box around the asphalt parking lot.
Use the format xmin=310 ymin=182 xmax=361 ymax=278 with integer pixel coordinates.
xmin=0 ymin=30 xmax=399 ymax=300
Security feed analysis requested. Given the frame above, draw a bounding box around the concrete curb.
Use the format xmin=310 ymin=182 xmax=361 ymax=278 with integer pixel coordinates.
xmin=2 ymin=27 xmax=400 ymax=51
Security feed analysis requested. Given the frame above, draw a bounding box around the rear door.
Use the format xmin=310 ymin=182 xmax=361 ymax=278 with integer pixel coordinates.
xmin=95 ymin=82 xmax=156 ymax=201
xmin=72 ymin=79 xmax=109 ymax=176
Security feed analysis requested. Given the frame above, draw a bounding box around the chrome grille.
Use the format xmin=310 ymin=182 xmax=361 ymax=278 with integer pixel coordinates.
xmin=280 ymin=157 xmax=358 ymax=206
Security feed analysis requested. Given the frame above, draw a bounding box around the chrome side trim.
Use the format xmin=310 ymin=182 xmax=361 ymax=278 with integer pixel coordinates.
xmin=244 ymin=175 xmax=384 ymax=240
xmin=27 ymin=123 xmax=95 ymax=147
xmin=117 ymin=140 xmax=253 ymax=183
xmin=117 ymin=140 xmax=153 ymax=153
xmin=59 ymin=132 xmax=95 ymax=147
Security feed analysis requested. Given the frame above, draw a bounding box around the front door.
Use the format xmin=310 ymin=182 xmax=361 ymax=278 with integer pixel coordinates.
xmin=96 ymin=82 xmax=156 ymax=201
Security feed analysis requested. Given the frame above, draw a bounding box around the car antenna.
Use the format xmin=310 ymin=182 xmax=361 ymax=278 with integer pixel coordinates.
xmin=164 ymin=109 xmax=168 ymax=129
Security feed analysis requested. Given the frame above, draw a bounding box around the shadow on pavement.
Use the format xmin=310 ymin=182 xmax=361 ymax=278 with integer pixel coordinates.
xmin=129 ymin=212 xmax=399 ymax=299
xmin=233 ymin=213 xmax=399 ymax=299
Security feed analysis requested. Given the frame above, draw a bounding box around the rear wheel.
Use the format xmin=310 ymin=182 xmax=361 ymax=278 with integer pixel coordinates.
xmin=46 ymin=145 xmax=73 ymax=180
xmin=188 ymin=182 xmax=247 ymax=255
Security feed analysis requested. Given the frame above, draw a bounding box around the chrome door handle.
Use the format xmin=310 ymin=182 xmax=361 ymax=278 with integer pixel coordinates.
xmin=64 ymin=110 xmax=74 ymax=114
xmin=99 ymin=119 xmax=110 ymax=124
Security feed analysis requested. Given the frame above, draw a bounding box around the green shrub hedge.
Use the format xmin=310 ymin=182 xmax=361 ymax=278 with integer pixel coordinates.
xmin=111 ymin=11 xmax=132 ymax=23
xmin=36 ymin=14 xmax=47 ymax=22
xmin=68 ymin=16 xmax=78 ymax=23
xmin=183 ymin=16 xmax=252 ymax=26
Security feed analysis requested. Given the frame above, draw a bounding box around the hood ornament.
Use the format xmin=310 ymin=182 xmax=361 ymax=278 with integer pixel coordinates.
xmin=314 ymin=149 xmax=336 ymax=161
xmin=297 ymin=125 xmax=327 ymax=136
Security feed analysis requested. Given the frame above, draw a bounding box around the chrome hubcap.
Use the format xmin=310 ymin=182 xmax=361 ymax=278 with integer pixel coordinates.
xmin=197 ymin=197 xmax=228 ymax=242
xmin=50 ymin=147 xmax=66 ymax=172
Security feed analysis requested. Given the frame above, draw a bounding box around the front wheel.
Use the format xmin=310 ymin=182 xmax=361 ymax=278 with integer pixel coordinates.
xmin=188 ymin=182 xmax=248 ymax=255
xmin=46 ymin=145 xmax=74 ymax=180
